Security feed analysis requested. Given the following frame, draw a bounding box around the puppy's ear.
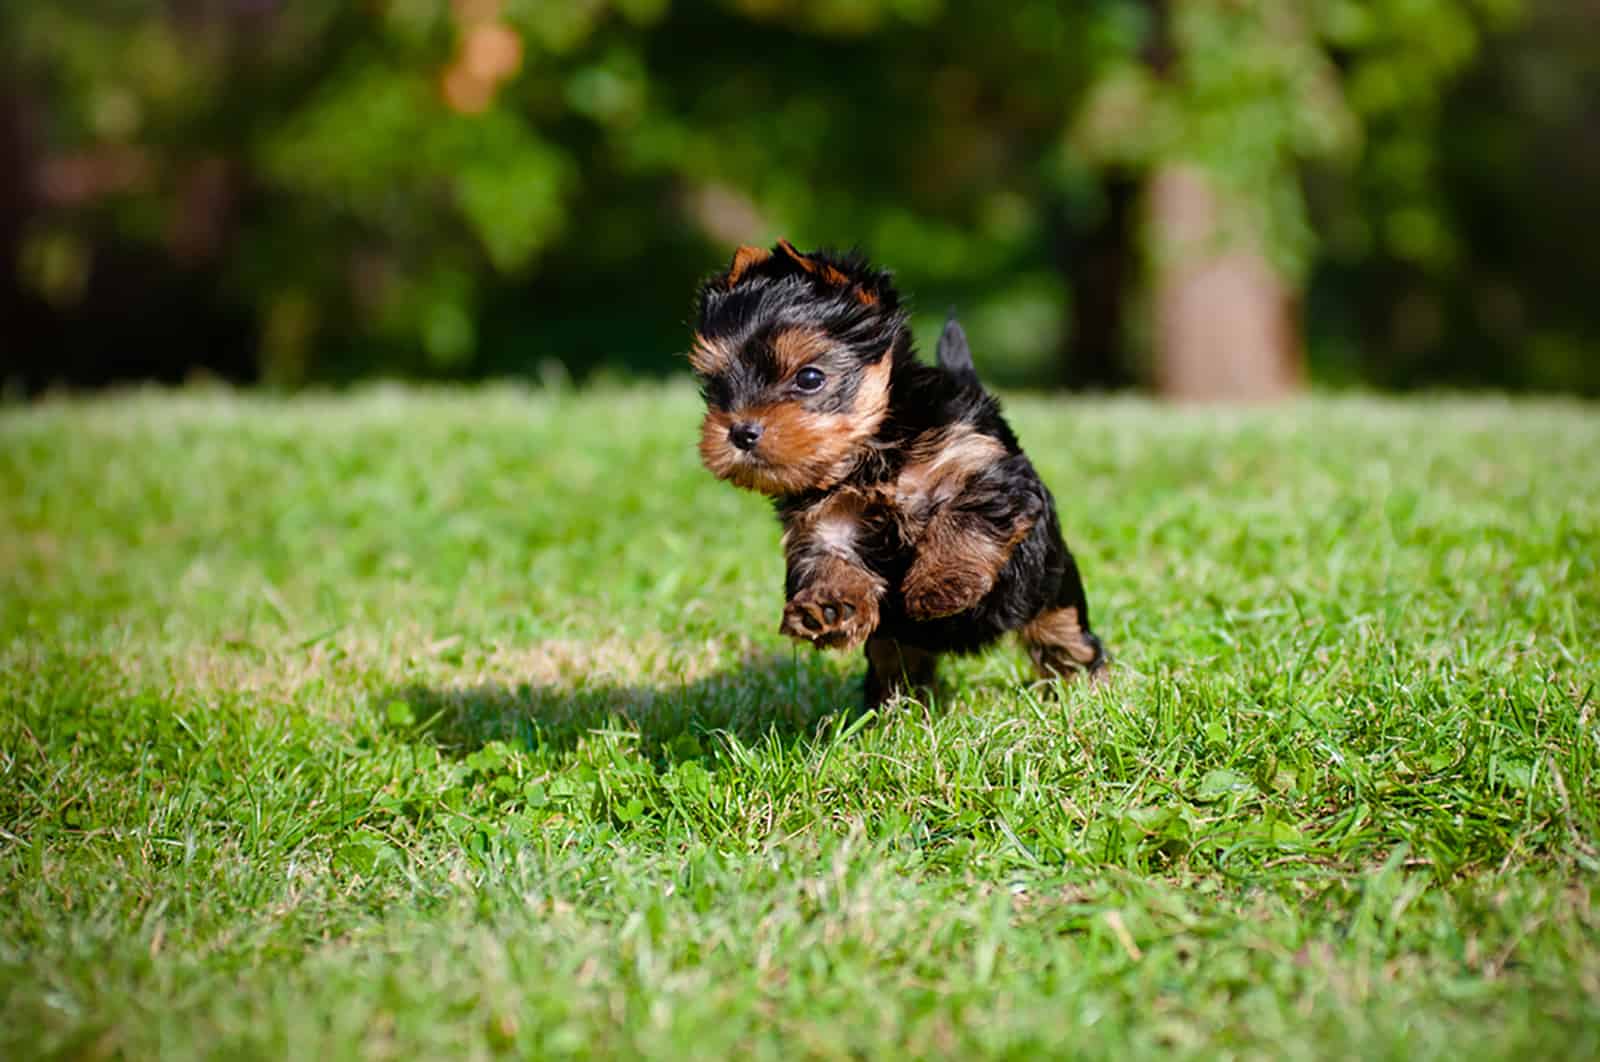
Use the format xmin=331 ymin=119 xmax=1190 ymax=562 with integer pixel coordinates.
xmin=723 ymin=245 xmax=772 ymax=288
xmin=774 ymin=239 xmax=810 ymax=269
xmin=776 ymin=239 xmax=884 ymax=305
xmin=776 ymin=239 xmax=850 ymax=287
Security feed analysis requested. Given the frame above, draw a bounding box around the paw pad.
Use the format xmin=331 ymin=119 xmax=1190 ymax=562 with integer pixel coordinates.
xmin=781 ymin=589 xmax=876 ymax=651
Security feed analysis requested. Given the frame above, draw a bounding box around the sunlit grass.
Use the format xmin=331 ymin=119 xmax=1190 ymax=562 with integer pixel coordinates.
xmin=2 ymin=384 xmax=1597 ymax=1059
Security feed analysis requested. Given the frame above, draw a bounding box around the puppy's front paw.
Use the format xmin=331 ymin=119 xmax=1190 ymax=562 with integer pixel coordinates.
xmin=780 ymin=585 xmax=879 ymax=651
xmin=901 ymin=560 xmax=994 ymax=621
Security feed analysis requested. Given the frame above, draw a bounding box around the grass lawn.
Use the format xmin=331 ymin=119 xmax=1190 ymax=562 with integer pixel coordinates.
xmin=2 ymin=383 xmax=1598 ymax=1059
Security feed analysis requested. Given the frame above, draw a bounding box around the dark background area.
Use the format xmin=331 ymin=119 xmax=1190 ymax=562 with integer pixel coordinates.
xmin=4 ymin=0 xmax=1597 ymax=397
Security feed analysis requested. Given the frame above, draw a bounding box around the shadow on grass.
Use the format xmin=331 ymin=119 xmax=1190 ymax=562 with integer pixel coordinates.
xmin=385 ymin=650 xmax=870 ymax=764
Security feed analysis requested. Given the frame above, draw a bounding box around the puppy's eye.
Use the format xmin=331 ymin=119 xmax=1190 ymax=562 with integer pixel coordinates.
xmin=794 ymin=367 xmax=826 ymax=393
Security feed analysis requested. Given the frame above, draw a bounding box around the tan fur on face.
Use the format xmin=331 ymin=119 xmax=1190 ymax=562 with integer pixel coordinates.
xmin=689 ymin=332 xmax=730 ymax=376
xmin=697 ymin=351 xmax=892 ymax=496
xmin=771 ymin=327 xmax=833 ymax=380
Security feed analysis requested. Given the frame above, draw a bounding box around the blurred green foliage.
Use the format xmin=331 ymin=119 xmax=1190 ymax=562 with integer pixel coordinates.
xmin=4 ymin=0 xmax=1596 ymax=392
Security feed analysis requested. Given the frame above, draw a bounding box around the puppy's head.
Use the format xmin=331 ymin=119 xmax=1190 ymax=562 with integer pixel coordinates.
xmin=690 ymin=240 xmax=908 ymax=497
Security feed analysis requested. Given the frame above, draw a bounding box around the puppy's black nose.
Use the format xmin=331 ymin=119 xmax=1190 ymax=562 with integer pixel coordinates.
xmin=728 ymin=422 xmax=763 ymax=451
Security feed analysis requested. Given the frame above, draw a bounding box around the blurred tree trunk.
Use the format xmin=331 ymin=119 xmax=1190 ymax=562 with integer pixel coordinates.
xmin=1147 ymin=165 xmax=1303 ymax=400
xmin=1138 ymin=0 xmax=1303 ymax=401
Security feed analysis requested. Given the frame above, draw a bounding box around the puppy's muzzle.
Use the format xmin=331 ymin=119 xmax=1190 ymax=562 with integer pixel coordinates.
xmin=728 ymin=421 xmax=764 ymax=452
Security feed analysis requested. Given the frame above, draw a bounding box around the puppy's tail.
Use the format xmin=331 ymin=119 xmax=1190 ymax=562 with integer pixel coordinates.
xmin=936 ymin=312 xmax=981 ymax=385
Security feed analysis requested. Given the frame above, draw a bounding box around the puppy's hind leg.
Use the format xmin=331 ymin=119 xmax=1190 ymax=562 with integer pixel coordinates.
xmin=1022 ymin=606 xmax=1106 ymax=682
xmin=1021 ymin=551 xmax=1108 ymax=684
xmin=864 ymin=638 xmax=939 ymax=708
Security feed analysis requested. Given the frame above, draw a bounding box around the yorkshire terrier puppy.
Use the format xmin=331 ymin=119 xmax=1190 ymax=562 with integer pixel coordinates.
xmin=691 ymin=240 xmax=1107 ymax=706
